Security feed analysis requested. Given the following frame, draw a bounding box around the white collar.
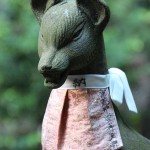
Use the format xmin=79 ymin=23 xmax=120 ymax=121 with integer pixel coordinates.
xmin=59 ymin=74 xmax=109 ymax=89
xmin=58 ymin=68 xmax=138 ymax=113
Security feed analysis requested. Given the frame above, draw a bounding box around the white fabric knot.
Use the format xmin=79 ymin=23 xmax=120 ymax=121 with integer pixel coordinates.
xmin=108 ymin=68 xmax=138 ymax=113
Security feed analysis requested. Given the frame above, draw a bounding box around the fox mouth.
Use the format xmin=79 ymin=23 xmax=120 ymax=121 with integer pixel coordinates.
xmin=43 ymin=70 xmax=68 ymax=89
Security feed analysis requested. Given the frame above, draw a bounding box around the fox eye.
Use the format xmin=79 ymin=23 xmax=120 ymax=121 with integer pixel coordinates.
xmin=58 ymin=22 xmax=84 ymax=48
xmin=72 ymin=22 xmax=84 ymax=41
xmin=73 ymin=27 xmax=82 ymax=41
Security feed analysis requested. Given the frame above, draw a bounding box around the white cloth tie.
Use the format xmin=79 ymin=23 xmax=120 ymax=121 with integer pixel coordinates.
xmin=59 ymin=68 xmax=138 ymax=113
xmin=108 ymin=68 xmax=138 ymax=113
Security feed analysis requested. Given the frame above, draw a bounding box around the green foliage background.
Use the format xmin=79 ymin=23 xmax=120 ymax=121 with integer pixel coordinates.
xmin=0 ymin=0 xmax=149 ymax=149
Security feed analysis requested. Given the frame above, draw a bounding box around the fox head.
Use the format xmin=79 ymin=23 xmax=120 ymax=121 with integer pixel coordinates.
xmin=31 ymin=0 xmax=110 ymax=89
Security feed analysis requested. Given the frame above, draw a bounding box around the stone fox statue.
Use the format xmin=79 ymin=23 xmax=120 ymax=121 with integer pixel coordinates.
xmin=31 ymin=0 xmax=150 ymax=149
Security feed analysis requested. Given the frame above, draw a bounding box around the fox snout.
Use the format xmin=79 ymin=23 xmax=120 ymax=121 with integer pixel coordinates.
xmin=39 ymin=66 xmax=52 ymax=74
xmin=38 ymin=51 xmax=70 ymax=88
xmin=38 ymin=51 xmax=53 ymax=74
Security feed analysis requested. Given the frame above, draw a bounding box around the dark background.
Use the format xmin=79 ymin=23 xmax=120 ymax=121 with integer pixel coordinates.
xmin=0 ymin=0 xmax=150 ymax=149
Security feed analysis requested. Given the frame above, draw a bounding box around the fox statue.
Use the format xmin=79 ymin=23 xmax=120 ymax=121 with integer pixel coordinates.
xmin=31 ymin=0 xmax=150 ymax=149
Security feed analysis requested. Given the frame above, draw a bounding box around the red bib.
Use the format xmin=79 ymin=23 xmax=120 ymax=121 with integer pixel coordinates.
xmin=42 ymin=88 xmax=123 ymax=150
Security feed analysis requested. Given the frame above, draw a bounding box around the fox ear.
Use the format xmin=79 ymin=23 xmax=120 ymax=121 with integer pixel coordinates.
xmin=31 ymin=0 xmax=62 ymax=23
xmin=76 ymin=0 xmax=110 ymax=31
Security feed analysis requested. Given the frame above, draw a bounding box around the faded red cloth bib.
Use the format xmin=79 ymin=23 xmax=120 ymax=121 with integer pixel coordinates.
xmin=42 ymin=88 xmax=123 ymax=150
